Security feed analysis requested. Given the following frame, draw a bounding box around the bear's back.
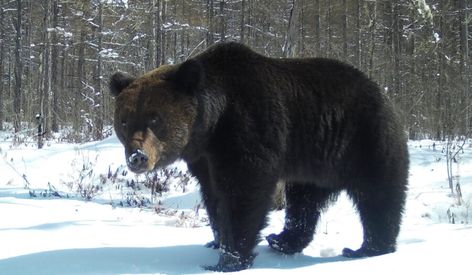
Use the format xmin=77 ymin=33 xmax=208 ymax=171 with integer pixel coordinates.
xmin=192 ymin=43 xmax=404 ymax=185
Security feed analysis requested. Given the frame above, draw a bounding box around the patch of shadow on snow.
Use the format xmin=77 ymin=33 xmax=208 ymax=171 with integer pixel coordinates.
xmin=0 ymin=221 xmax=86 ymax=232
xmin=0 ymin=245 xmax=215 ymax=275
xmin=252 ymin=246 xmax=351 ymax=270
xmin=399 ymin=238 xmax=425 ymax=245
xmin=161 ymin=190 xmax=201 ymax=210
xmin=0 ymin=244 xmax=352 ymax=275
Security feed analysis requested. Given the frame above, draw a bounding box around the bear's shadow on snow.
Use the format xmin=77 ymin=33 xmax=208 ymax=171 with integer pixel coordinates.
xmin=0 ymin=245 xmax=349 ymax=274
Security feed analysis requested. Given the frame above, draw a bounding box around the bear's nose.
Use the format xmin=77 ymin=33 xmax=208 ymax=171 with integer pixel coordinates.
xmin=127 ymin=149 xmax=149 ymax=172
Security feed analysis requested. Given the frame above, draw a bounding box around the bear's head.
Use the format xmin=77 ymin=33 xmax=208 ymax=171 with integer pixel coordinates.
xmin=109 ymin=60 xmax=202 ymax=173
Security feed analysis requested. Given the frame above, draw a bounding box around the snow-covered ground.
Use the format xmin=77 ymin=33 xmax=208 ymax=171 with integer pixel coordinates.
xmin=1 ymin=132 xmax=471 ymax=274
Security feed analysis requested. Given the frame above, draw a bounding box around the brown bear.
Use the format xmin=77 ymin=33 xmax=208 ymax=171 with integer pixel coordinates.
xmin=109 ymin=42 xmax=409 ymax=272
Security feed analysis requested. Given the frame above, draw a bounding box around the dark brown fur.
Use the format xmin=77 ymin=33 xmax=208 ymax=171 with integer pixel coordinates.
xmin=109 ymin=42 xmax=409 ymax=272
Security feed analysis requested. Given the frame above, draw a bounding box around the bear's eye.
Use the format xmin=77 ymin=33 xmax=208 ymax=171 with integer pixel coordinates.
xmin=149 ymin=118 xmax=159 ymax=126
xmin=121 ymin=120 xmax=127 ymax=128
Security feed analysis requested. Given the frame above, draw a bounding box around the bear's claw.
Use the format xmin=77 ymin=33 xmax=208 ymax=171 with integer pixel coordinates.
xmin=342 ymin=246 xmax=395 ymax=258
xmin=203 ymin=252 xmax=254 ymax=272
xmin=266 ymin=233 xmax=301 ymax=255
xmin=204 ymin=240 xmax=220 ymax=249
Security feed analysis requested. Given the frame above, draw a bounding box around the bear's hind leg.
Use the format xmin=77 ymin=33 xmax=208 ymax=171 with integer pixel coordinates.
xmin=267 ymin=183 xmax=337 ymax=254
xmin=343 ymin=180 xmax=406 ymax=258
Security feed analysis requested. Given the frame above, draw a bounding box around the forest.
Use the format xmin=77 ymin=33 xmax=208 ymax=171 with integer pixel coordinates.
xmin=0 ymin=0 xmax=470 ymax=142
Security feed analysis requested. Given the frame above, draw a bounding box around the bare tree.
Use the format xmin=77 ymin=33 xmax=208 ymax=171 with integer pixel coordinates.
xmin=459 ymin=0 xmax=470 ymax=132
xmin=314 ymin=0 xmax=321 ymax=56
xmin=342 ymin=0 xmax=348 ymax=61
xmin=355 ymin=0 xmax=362 ymax=67
xmin=392 ymin=1 xmax=402 ymax=110
xmin=206 ymin=0 xmax=215 ymax=46
xmin=367 ymin=0 xmax=377 ymax=79
xmin=218 ymin=0 xmax=226 ymax=42
xmin=50 ymin=0 xmax=59 ymax=133
xmin=155 ymin=0 xmax=162 ymax=67
xmin=75 ymin=20 xmax=86 ymax=138
xmin=93 ymin=1 xmax=104 ymax=140
xmin=13 ymin=0 xmax=22 ymax=134
xmin=283 ymin=0 xmax=300 ymax=57
xmin=161 ymin=0 xmax=167 ymax=64
xmin=240 ymin=0 xmax=246 ymax=43
xmin=325 ymin=0 xmax=332 ymax=56
xmin=39 ymin=0 xmax=51 ymax=137
xmin=0 ymin=3 xmax=4 ymax=131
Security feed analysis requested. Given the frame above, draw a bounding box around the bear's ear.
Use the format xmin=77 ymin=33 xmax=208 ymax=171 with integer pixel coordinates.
xmin=109 ymin=72 xmax=135 ymax=97
xmin=165 ymin=60 xmax=203 ymax=93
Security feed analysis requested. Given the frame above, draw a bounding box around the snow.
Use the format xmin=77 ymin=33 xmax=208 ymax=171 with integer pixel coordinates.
xmin=99 ymin=48 xmax=119 ymax=58
xmin=103 ymin=0 xmax=129 ymax=9
xmin=1 ymin=133 xmax=471 ymax=274
xmin=415 ymin=0 xmax=432 ymax=17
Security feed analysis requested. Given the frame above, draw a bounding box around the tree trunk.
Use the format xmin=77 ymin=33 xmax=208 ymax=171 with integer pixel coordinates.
xmin=314 ymin=0 xmax=321 ymax=56
xmin=355 ymin=0 xmax=362 ymax=68
xmin=342 ymin=0 xmax=348 ymax=61
xmin=435 ymin=0 xmax=445 ymax=140
xmin=367 ymin=1 xmax=377 ymax=79
xmin=23 ymin=1 xmax=32 ymax=122
xmin=392 ymin=1 xmax=402 ymax=107
xmin=299 ymin=0 xmax=305 ymax=56
xmin=246 ymin=0 xmax=253 ymax=46
xmin=219 ymin=0 xmax=226 ymax=42
xmin=161 ymin=0 xmax=167 ymax=64
xmin=0 ymin=4 xmax=4 ymax=131
xmin=459 ymin=0 xmax=470 ymax=133
xmin=206 ymin=0 xmax=214 ymax=46
xmin=240 ymin=0 xmax=245 ymax=43
xmin=75 ymin=28 xmax=86 ymax=137
xmin=326 ymin=0 xmax=332 ymax=56
xmin=283 ymin=0 xmax=300 ymax=58
xmin=180 ymin=0 xmax=186 ymax=62
xmin=172 ymin=0 xmax=177 ymax=62
xmin=40 ymin=0 xmax=51 ymax=138
xmin=148 ymin=0 xmax=156 ymax=69
xmin=93 ymin=1 xmax=103 ymax=140
xmin=155 ymin=0 xmax=161 ymax=67
xmin=59 ymin=1 xmax=67 ymax=126
xmin=14 ymin=0 xmax=22 ymax=134
xmin=51 ymin=0 xmax=59 ymax=133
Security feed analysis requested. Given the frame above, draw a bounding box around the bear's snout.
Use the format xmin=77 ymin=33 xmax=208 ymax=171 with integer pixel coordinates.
xmin=127 ymin=149 xmax=149 ymax=173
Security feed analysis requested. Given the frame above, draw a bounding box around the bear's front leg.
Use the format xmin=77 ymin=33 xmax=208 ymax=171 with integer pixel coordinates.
xmin=187 ymin=158 xmax=221 ymax=249
xmin=203 ymin=166 xmax=277 ymax=272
